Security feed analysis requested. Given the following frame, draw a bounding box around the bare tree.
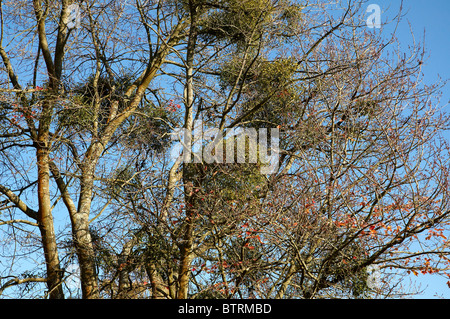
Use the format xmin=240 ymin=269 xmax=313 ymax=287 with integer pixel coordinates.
xmin=1 ymin=0 xmax=449 ymax=299
xmin=0 ymin=0 xmax=187 ymax=298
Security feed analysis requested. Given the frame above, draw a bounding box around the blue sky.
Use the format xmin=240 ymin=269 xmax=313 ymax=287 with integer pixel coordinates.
xmin=374 ymin=0 xmax=450 ymax=298
xmin=384 ymin=0 xmax=450 ymax=103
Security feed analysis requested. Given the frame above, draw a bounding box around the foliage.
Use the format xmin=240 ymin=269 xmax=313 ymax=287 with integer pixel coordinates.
xmin=1 ymin=0 xmax=450 ymax=300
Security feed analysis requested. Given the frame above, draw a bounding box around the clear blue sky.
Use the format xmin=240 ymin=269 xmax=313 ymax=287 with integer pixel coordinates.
xmin=384 ymin=0 xmax=450 ymax=103
xmin=375 ymin=0 xmax=450 ymax=298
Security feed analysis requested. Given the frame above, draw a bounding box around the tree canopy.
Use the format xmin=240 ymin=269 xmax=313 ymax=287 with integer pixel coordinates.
xmin=0 ymin=0 xmax=449 ymax=299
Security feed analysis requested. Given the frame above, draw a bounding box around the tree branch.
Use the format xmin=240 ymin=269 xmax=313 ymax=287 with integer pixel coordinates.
xmin=0 ymin=276 xmax=47 ymax=296
xmin=0 ymin=184 xmax=38 ymax=220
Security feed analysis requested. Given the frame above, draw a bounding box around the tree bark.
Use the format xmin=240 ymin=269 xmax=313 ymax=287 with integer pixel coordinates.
xmin=35 ymin=89 xmax=64 ymax=298
xmin=176 ymin=3 xmax=198 ymax=299
xmin=36 ymin=145 xmax=65 ymax=299
xmin=73 ymin=156 xmax=101 ymax=299
xmin=32 ymin=0 xmax=69 ymax=298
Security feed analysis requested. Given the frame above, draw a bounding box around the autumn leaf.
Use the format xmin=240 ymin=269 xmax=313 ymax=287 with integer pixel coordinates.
xmin=244 ymin=242 xmax=255 ymax=250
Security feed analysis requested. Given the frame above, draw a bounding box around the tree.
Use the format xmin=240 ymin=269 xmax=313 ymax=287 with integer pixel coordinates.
xmin=0 ymin=0 xmax=187 ymax=298
xmin=1 ymin=0 xmax=449 ymax=299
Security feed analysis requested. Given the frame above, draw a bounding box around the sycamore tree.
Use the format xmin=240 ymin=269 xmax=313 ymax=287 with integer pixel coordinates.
xmin=0 ymin=0 xmax=449 ymax=299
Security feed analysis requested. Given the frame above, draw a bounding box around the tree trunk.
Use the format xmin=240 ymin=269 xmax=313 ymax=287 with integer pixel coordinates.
xmin=274 ymin=264 xmax=298 ymax=299
xmin=33 ymin=0 xmax=68 ymax=299
xmin=177 ymin=4 xmax=198 ymax=299
xmin=145 ymin=263 xmax=171 ymax=299
xmin=36 ymin=154 xmax=64 ymax=298
xmin=177 ymin=190 xmax=195 ymax=299
xmin=36 ymin=123 xmax=64 ymax=299
xmin=73 ymin=158 xmax=100 ymax=299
